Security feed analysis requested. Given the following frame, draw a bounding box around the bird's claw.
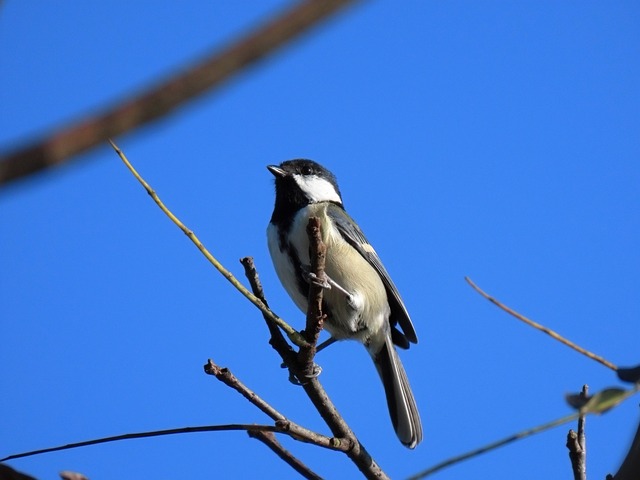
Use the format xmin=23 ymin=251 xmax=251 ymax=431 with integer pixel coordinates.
xmin=304 ymin=270 xmax=332 ymax=290
xmin=287 ymin=363 xmax=322 ymax=385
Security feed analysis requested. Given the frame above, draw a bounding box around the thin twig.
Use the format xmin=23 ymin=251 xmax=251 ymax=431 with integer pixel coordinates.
xmin=248 ymin=430 xmax=323 ymax=480
xmin=408 ymin=413 xmax=580 ymax=479
xmin=567 ymin=385 xmax=588 ymax=480
xmin=240 ymin=257 xmax=296 ymax=363
xmin=0 ymin=0 xmax=359 ymax=186
xmin=204 ymin=359 xmax=348 ymax=451
xmin=577 ymin=385 xmax=587 ymax=472
xmin=465 ymin=277 xmax=618 ymax=371
xmin=0 ymin=424 xmax=278 ymax=462
xmin=411 ymin=385 xmax=639 ymax=479
xmin=110 ymin=140 xmax=307 ymax=347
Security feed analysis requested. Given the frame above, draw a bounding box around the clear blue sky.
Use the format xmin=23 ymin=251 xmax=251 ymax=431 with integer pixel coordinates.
xmin=1 ymin=2 xmax=639 ymax=479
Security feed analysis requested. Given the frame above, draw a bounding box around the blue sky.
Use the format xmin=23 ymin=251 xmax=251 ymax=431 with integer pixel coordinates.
xmin=1 ymin=2 xmax=639 ymax=479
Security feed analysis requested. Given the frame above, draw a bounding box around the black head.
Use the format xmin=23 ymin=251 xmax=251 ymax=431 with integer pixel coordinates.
xmin=268 ymin=159 xmax=343 ymax=225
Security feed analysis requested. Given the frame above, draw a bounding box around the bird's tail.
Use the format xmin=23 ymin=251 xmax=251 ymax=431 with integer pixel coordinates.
xmin=372 ymin=334 xmax=423 ymax=449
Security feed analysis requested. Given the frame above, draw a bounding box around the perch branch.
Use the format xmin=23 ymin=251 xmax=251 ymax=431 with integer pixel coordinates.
xmin=239 ymin=230 xmax=387 ymax=478
xmin=297 ymin=217 xmax=327 ymax=377
xmin=112 ymin=143 xmax=386 ymax=478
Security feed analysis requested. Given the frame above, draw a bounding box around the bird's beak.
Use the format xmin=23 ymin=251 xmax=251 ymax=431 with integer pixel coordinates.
xmin=267 ymin=165 xmax=286 ymax=178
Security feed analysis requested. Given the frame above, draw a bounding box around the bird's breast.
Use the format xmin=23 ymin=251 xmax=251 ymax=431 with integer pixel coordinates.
xmin=286 ymin=204 xmax=390 ymax=344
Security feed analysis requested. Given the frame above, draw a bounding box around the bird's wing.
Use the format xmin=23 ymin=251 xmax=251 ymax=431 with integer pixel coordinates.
xmin=326 ymin=203 xmax=418 ymax=346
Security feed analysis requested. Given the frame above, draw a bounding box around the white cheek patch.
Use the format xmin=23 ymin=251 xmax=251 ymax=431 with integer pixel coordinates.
xmin=293 ymin=174 xmax=342 ymax=204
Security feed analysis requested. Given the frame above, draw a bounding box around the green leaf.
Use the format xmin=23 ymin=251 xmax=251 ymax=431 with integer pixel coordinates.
xmin=580 ymin=388 xmax=631 ymax=414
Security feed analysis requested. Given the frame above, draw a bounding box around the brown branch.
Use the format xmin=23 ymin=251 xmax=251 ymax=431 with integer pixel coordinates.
xmin=465 ymin=277 xmax=618 ymax=371
xmin=0 ymin=424 xmax=279 ymax=462
xmin=240 ymin=232 xmax=387 ymax=479
xmin=0 ymin=0 xmax=359 ymax=186
xmin=204 ymin=359 xmax=348 ymax=452
xmin=248 ymin=430 xmax=323 ymax=480
xmin=240 ymin=256 xmax=297 ymax=363
xmin=112 ymin=143 xmax=385 ymax=477
xmin=297 ymin=217 xmax=327 ymax=377
xmin=111 ymin=140 xmax=307 ymax=347
xmin=567 ymin=385 xmax=588 ymax=480
xmin=409 ymin=412 xmax=581 ymax=479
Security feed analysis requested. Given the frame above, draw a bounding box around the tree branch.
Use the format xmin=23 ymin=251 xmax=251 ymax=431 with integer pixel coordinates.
xmin=240 ymin=225 xmax=387 ymax=478
xmin=204 ymin=359 xmax=347 ymax=451
xmin=0 ymin=0 xmax=359 ymax=187
xmin=567 ymin=385 xmax=588 ymax=480
xmin=0 ymin=424 xmax=279 ymax=462
xmin=114 ymin=142 xmax=387 ymax=479
xmin=240 ymin=256 xmax=297 ymax=363
xmin=248 ymin=430 xmax=323 ymax=480
xmin=465 ymin=277 xmax=618 ymax=371
xmin=297 ymin=217 xmax=327 ymax=378
xmin=110 ymin=140 xmax=307 ymax=347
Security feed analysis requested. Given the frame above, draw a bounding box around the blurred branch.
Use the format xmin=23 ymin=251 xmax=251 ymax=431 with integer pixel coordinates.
xmin=0 ymin=0 xmax=359 ymax=187
xmin=248 ymin=430 xmax=323 ymax=480
xmin=566 ymin=385 xmax=588 ymax=480
xmin=0 ymin=464 xmax=37 ymax=480
xmin=59 ymin=472 xmax=88 ymax=480
xmin=110 ymin=140 xmax=307 ymax=347
xmin=465 ymin=277 xmax=618 ymax=371
xmin=617 ymin=364 xmax=640 ymax=384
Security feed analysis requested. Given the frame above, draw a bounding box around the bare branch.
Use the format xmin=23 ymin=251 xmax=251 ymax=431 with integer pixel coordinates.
xmin=114 ymin=143 xmax=387 ymax=478
xmin=241 ymin=229 xmax=387 ymax=478
xmin=110 ymin=140 xmax=307 ymax=347
xmin=465 ymin=277 xmax=618 ymax=371
xmin=297 ymin=217 xmax=327 ymax=377
xmin=0 ymin=424 xmax=279 ymax=462
xmin=204 ymin=359 xmax=347 ymax=451
xmin=408 ymin=412 xmax=580 ymax=479
xmin=248 ymin=430 xmax=323 ymax=480
xmin=567 ymin=385 xmax=588 ymax=480
xmin=0 ymin=0 xmax=359 ymax=187
xmin=240 ymin=256 xmax=297 ymax=363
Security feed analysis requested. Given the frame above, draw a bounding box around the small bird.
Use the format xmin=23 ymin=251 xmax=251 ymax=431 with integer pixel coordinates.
xmin=266 ymin=159 xmax=422 ymax=448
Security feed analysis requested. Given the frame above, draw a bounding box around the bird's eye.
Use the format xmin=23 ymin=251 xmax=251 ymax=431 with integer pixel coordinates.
xmin=301 ymin=166 xmax=313 ymax=175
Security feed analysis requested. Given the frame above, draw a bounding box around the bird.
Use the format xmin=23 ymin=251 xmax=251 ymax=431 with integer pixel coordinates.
xmin=266 ymin=159 xmax=422 ymax=448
